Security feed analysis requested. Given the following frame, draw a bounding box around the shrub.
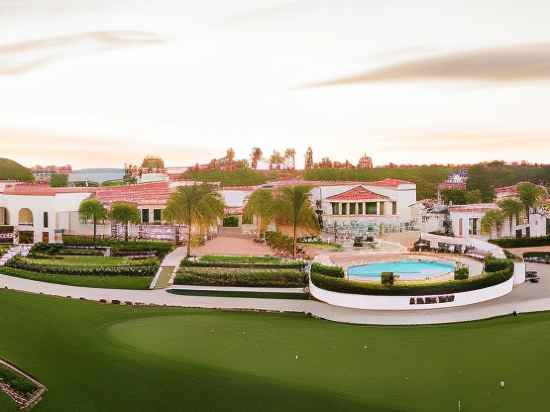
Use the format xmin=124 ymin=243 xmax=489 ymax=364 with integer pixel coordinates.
xmin=62 ymin=235 xmax=173 ymax=258
xmin=222 ymin=216 xmax=240 ymax=227
xmin=0 ymin=365 xmax=37 ymax=397
xmin=454 ymin=267 xmax=469 ymax=280
xmin=175 ymin=267 xmax=304 ymax=287
xmin=265 ymin=231 xmax=294 ymax=254
xmin=523 ymin=252 xmax=550 ymax=263
xmin=200 ymin=255 xmax=282 ymax=264
xmin=381 ymin=272 xmax=395 ymax=285
xmin=183 ymin=259 xmax=304 ymax=270
xmin=7 ymin=256 xmax=158 ymax=276
xmin=489 ymin=236 xmax=550 ymax=248
xmin=484 ymin=257 xmax=514 ymax=273
xmin=310 ymin=262 xmax=344 ymax=278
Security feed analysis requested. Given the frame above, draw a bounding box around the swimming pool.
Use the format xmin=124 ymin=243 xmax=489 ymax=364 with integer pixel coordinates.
xmin=347 ymin=260 xmax=455 ymax=280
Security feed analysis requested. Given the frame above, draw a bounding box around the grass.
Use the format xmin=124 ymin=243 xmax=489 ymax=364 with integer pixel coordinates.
xmin=167 ymin=289 xmax=308 ymax=299
xmin=0 ymin=268 xmax=152 ymax=289
xmin=2 ymin=289 xmax=550 ymax=411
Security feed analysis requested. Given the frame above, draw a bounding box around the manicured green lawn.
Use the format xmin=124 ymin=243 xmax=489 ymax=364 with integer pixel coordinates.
xmin=153 ymin=266 xmax=174 ymax=289
xmin=167 ymin=288 xmax=308 ymax=299
xmin=2 ymin=289 xmax=550 ymax=411
xmin=0 ymin=392 xmax=17 ymax=412
xmin=1 ymin=268 xmax=152 ymax=289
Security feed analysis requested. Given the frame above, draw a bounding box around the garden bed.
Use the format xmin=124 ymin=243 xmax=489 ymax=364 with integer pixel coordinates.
xmin=524 ymin=252 xmax=550 ymax=264
xmin=167 ymin=289 xmax=307 ymax=299
xmin=175 ymin=266 xmax=305 ymax=287
xmin=0 ymin=358 xmax=45 ymax=410
xmin=62 ymin=235 xmax=174 ymax=258
xmin=184 ymin=255 xmax=304 ymax=269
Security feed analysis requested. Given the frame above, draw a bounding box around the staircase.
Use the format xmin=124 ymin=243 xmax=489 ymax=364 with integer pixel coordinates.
xmin=218 ymin=227 xmax=255 ymax=239
xmin=0 ymin=245 xmax=21 ymax=266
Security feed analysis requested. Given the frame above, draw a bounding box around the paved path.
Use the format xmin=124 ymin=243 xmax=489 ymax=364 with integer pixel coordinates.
xmin=1 ymin=263 xmax=550 ymax=326
xmin=193 ymin=236 xmax=274 ymax=256
xmin=149 ymin=247 xmax=186 ymax=289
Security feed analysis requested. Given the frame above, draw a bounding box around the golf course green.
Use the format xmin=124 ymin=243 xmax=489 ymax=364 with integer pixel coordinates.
xmin=1 ymin=288 xmax=550 ymax=411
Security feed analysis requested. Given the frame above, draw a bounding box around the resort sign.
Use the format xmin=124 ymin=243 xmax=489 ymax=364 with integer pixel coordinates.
xmin=409 ymin=295 xmax=455 ymax=305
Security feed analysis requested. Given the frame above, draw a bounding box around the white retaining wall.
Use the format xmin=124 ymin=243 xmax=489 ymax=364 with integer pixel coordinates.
xmin=309 ymin=276 xmax=515 ymax=311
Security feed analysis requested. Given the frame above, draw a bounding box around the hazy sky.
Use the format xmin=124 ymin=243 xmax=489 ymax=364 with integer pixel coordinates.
xmin=1 ymin=0 xmax=550 ymax=168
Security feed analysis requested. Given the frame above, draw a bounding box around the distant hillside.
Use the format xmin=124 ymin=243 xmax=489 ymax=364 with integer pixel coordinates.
xmin=0 ymin=158 xmax=34 ymax=182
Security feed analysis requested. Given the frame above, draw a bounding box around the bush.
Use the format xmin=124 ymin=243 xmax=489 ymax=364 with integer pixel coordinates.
xmin=62 ymin=235 xmax=173 ymax=258
xmin=454 ymin=267 xmax=469 ymax=280
xmin=7 ymin=256 xmax=158 ymax=276
xmin=0 ymin=365 xmax=37 ymax=397
xmin=310 ymin=262 xmax=344 ymax=278
xmin=265 ymin=231 xmax=294 ymax=254
xmin=175 ymin=267 xmax=304 ymax=287
xmin=183 ymin=259 xmax=304 ymax=270
xmin=222 ymin=216 xmax=239 ymax=227
xmin=523 ymin=252 xmax=550 ymax=263
xmin=489 ymin=236 xmax=550 ymax=248
xmin=381 ymin=272 xmax=395 ymax=285
xmin=484 ymin=257 xmax=514 ymax=273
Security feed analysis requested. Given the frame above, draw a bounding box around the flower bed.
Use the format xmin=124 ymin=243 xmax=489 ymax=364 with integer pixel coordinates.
xmin=62 ymin=235 xmax=173 ymax=258
xmin=175 ymin=266 xmax=304 ymax=287
xmin=183 ymin=256 xmax=304 ymax=270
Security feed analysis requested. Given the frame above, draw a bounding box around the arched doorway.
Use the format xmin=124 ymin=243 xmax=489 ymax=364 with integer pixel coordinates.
xmin=0 ymin=207 xmax=9 ymax=225
xmin=18 ymin=208 xmax=33 ymax=226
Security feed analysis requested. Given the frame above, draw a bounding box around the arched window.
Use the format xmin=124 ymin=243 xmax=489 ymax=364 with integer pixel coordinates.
xmin=18 ymin=208 xmax=34 ymax=226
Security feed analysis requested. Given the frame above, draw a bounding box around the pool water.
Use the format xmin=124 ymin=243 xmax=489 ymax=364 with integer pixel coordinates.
xmin=347 ymin=260 xmax=455 ymax=280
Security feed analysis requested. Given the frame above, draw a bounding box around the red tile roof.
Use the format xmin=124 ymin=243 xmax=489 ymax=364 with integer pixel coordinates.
xmin=3 ymin=184 xmax=95 ymax=197
xmin=95 ymin=182 xmax=172 ymax=206
xmin=367 ymin=178 xmax=414 ymax=187
xmin=326 ymin=186 xmax=389 ymax=201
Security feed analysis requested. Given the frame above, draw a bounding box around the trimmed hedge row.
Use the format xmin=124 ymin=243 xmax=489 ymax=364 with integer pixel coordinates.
xmin=490 ymin=236 xmax=550 ymax=248
xmin=62 ymin=235 xmax=173 ymax=258
xmin=7 ymin=256 xmax=157 ymax=276
xmin=484 ymin=257 xmax=514 ymax=273
xmin=311 ymin=260 xmax=514 ymax=296
xmin=310 ymin=262 xmax=345 ymax=278
xmin=175 ymin=267 xmax=304 ymax=287
xmin=524 ymin=252 xmax=550 ymax=263
xmin=183 ymin=259 xmax=304 ymax=270
xmin=0 ymin=365 xmax=37 ymax=397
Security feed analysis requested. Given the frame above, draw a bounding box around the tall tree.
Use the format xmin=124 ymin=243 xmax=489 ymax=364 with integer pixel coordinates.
xmin=79 ymin=198 xmax=107 ymax=242
xmin=284 ymin=148 xmax=296 ymax=170
xmin=269 ymin=150 xmax=284 ymax=169
xmin=226 ymin=148 xmax=235 ymax=163
xmin=497 ymin=198 xmax=524 ymax=237
xmin=517 ymin=182 xmax=547 ymax=234
xmin=50 ymin=173 xmax=69 ymax=187
xmin=250 ymin=147 xmax=263 ymax=169
xmin=273 ymin=185 xmax=319 ymax=258
xmin=304 ymin=147 xmax=313 ymax=170
xmin=480 ymin=209 xmax=505 ymax=238
xmin=163 ymin=184 xmax=225 ymax=257
xmin=243 ymin=189 xmax=274 ymax=238
xmin=110 ymin=202 xmax=140 ymax=242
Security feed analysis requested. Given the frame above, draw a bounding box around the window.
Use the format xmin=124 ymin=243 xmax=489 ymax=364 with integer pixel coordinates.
xmin=341 ymin=203 xmax=348 ymax=215
xmin=349 ymin=203 xmax=356 ymax=215
xmin=358 ymin=202 xmax=363 ymax=215
xmin=379 ymin=202 xmax=385 ymax=215
xmin=392 ymin=201 xmax=397 ymax=215
xmin=43 ymin=212 xmax=48 ymax=228
xmin=366 ymin=203 xmax=377 ymax=215
xmin=469 ymin=218 xmax=479 ymax=235
xmin=332 ymin=203 xmax=339 ymax=215
xmin=142 ymin=209 xmax=150 ymax=223
xmin=153 ymin=209 xmax=162 ymax=222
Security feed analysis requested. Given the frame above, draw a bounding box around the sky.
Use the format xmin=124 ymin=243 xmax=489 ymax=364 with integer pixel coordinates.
xmin=1 ymin=0 xmax=550 ymax=169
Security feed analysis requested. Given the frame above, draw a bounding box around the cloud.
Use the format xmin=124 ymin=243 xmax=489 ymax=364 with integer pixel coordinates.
xmin=300 ymin=43 xmax=550 ymax=88
xmin=0 ymin=31 xmax=165 ymax=75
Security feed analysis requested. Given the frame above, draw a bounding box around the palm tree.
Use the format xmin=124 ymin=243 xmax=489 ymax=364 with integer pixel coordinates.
xmin=517 ymin=182 xmax=547 ymax=236
xmin=284 ymin=148 xmax=296 ymax=170
xmin=79 ymin=198 xmax=107 ymax=242
xmin=110 ymin=202 xmax=141 ymax=242
xmin=243 ymin=189 xmax=274 ymax=239
xmin=163 ymin=184 xmax=225 ymax=257
xmin=480 ymin=209 xmax=505 ymax=238
xmin=498 ymin=198 xmax=524 ymax=237
xmin=272 ymin=185 xmax=319 ymax=258
xmin=304 ymin=147 xmax=314 ymax=170
xmin=250 ymin=147 xmax=263 ymax=169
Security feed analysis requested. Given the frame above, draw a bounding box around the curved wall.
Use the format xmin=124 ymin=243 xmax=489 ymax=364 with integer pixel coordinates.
xmin=309 ymin=276 xmax=514 ymax=311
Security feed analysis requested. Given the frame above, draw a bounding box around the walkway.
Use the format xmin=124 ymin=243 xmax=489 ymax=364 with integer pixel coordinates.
xmin=1 ymin=263 xmax=550 ymax=325
xmin=193 ymin=236 xmax=274 ymax=257
xmin=149 ymin=247 xmax=186 ymax=289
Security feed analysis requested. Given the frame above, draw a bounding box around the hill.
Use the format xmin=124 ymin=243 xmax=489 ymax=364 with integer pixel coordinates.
xmin=0 ymin=158 xmax=34 ymax=182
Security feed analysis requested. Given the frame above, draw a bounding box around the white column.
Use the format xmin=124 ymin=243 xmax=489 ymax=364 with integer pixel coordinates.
xmin=376 ymin=202 xmax=381 ymax=215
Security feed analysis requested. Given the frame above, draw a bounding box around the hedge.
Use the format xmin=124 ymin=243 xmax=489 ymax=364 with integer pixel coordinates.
xmin=62 ymin=235 xmax=173 ymax=258
xmin=484 ymin=257 xmax=514 ymax=273
xmin=182 ymin=259 xmax=304 ymax=270
xmin=175 ymin=267 xmax=304 ymax=287
xmin=0 ymin=365 xmax=37 ymax=397
xmin=310 ymin=262 xmax=344 ymax=278
xmin=489 ymin=236 xmax=550 ymax=248
xmin=311 ymin=260 xmax=514 ymax=296
xmin=524 ymin=252 xmax=550 ymax=263
xmin=264 ymin=231 xmax=294 ymax=254
xmin=7 ymin=256 xmax=157 ymax=277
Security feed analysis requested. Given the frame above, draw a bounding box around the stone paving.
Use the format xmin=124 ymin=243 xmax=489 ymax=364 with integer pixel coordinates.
xmin=1 ymin=263 xmax=549 ymax=326
xmin=193 ymin=236 xmax=274 ymax=257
